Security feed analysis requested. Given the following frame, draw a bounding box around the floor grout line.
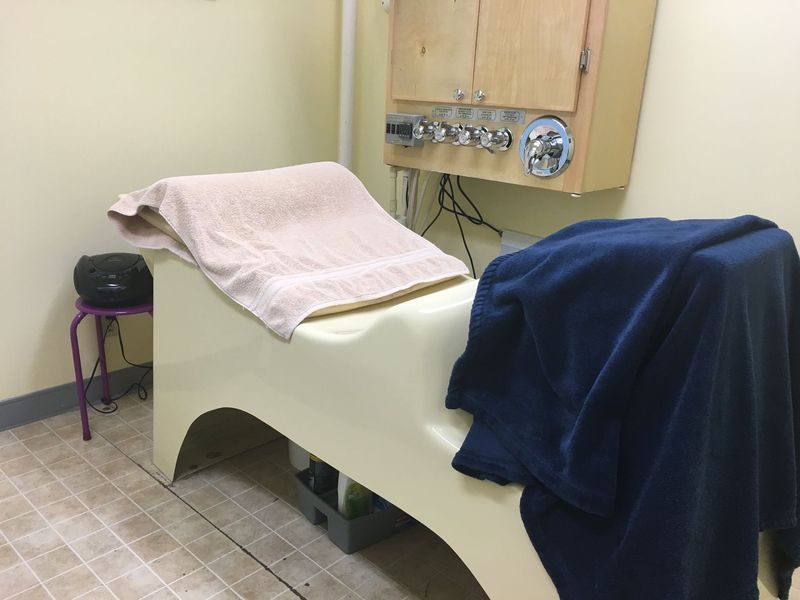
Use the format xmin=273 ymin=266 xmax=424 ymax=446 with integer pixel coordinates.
xmin=4 ymin=397 xmax=481 ymax=600
xmin=3 ymin=540 xmax=54 ymax=600
xmin=92 ymin=425 xmax=307 ymax=600
xmin=34 ymin=416 xmax=176 ymax=600
xmin=3 ymin=454 xmax=73 ymax=600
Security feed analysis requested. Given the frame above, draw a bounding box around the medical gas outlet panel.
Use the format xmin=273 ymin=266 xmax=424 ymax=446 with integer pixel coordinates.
xmin=386 ymin=113 xmax=573 ymax=179
xmin=382 ymin=0 xmax=658 ymax=195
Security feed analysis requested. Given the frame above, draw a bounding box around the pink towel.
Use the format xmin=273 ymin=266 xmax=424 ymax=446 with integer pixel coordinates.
xmin=108 ymin=162 xmax=468 ymax=338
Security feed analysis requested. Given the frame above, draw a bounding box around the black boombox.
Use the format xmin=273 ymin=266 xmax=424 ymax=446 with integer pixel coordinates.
xmin=73 ymin=253 xmax=153 ymax=308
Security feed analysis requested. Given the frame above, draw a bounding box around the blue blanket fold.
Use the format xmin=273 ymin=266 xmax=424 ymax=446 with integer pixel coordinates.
xmin=446 ymin=216 xmax=800 ymax=599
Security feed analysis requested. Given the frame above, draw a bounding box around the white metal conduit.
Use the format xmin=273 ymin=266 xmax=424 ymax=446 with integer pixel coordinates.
xmin=338 ymin=0 xmax=358 ymax=169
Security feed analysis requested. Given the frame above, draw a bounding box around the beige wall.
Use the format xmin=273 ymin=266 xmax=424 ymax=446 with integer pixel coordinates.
xmin=354 ymin=0 xmax=800 ymax=275
xmin=0 ymin=0 xmax=340 ymax=399
xmin=5 ymin=0 xmax=798 ymax=399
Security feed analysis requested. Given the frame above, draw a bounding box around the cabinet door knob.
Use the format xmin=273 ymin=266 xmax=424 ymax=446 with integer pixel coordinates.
xmin=473 ymin=89 xmax=486 ymax=102
xmin=453 ymin=88 xmax=465 ymax=101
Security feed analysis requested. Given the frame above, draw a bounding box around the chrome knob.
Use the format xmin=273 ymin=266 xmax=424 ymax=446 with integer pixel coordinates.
xmin=457 ymin=126 xmax=487 ymax=147
xmin=479 ymin=128 xmax=512 ymax=153
xmin=433 ymin=122 xmax=462 ymax=144
xmin=453 ymin=88 xmax=465 ymax=101
xmin=473 ymin=89 xmax=486 ymax=102
xmin=524 ymin=137 xmax=564 ymax=175
xmin=520 ymin=117 xmax=574 ymax=178
xmin=412 ymin=120 xmax=437 ymax=141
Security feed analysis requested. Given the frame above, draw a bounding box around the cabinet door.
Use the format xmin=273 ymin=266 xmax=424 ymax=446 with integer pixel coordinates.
xmin=472 ymin=0 xmax=591 ymax=111
xmin=391 ymin=0 xmax=480 ymax=103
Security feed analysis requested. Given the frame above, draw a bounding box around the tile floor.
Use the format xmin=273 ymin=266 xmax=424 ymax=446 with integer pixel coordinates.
xmin=0 ymin=390 xmax=489 ymax=600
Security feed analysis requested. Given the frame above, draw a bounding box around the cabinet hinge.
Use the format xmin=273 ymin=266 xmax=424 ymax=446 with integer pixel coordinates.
xmin=579 ymin=48 xmax=592 ymax=73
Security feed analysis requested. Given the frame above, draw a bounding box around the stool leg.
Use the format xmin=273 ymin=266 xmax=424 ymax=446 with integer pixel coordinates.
xmin=95 ymin=316 xmax=112 ymax=404
xmin=70 ymin=312 xmax=91 ymax=441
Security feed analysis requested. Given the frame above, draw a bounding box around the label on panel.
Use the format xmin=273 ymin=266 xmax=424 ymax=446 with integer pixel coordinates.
xmin=456 ymin=107 xmax=476 ymax=120
xmin=498 ymin=110 xmax=526 ymax=124
xmin=432 ymin=106 xmax=455 ymax=120
xmin=432 ymin=105 xmax=525 ymax=124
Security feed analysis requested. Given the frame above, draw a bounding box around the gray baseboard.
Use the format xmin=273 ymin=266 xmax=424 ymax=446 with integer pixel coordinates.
xmin=0 ymin=365 xmax=152 ymax=431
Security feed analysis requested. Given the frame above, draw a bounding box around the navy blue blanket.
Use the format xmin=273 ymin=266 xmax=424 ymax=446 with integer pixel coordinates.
xmin=446 ymin=216 xmax=800 ymax=599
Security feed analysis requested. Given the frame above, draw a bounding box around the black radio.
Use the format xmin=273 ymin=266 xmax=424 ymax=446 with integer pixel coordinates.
xmin=73 ymin=253 xmax=152 ymax=308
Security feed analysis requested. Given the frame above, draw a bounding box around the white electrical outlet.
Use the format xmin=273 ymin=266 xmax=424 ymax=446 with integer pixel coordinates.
xmin=381 ymin=0 xmax=390 ymax=13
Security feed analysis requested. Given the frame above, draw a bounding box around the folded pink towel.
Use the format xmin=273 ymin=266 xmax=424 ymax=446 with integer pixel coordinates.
xmin=108 ymin=162 xmax=468 ymax=338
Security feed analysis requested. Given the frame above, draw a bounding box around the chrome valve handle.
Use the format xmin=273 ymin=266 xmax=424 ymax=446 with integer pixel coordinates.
xmin=457 ymin=125 xmax=488 ymax=147
xmin=479 ymin=128 xmax=512 ymax=153
xmin=523 ymin=137 xmax=564 ymax=175
xmin=412 ymin=120 xmax=437 ymax=141
xmin=433 ymin=122 xmax=462 ymax=144
xmin=520 ymin=117 xmax=574 ymax=178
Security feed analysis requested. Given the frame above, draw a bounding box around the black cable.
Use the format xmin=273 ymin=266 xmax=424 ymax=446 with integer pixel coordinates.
xmin=420 ymin=174 xmax=503 ymax=239
xmin=455 ymin=176 xmax=503 ymax=235
xmin=83 ymin=319 xmax=117 ymax=414
xmin=111 ymin=317 xmax=151 ymax=401
xmin=451 ymin=190 xmax=476 ymax=277
xmin=438 ymin=177 xmax=501 ymax=234
xmin=114 ymin=317 xmax=151 ymax=369
xmin=83 ymin=317 xmax=152 ymax=414
xmin=439 ymin=174 xmax=477 ymax=277
xmin=420 ymin=175 xmax=447 ymax=237
xmin=420 ymin=174 xmax=499 ymax=278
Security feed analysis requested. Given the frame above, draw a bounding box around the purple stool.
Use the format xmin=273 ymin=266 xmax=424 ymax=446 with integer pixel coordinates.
xmin=69 ymin=299 xmax=153 ymax=440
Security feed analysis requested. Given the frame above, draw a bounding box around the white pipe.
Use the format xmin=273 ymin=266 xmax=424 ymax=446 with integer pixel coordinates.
xmin=338 ymin=0 xmax=357 ymax=169
xmin=395 ymin=168 xmax=408 ymax=226
xmin=388 ymin=167 xmax=399 ymax=218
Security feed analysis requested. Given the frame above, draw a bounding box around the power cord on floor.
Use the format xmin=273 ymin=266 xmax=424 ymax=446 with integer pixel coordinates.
xmin=114 ymin=316 xmax=152 ymax=400
xmin=83 ymin=319 xmax=117 ymax=414
xmin=83 ymin=316 xmax=152 ymax=414
xmin=420 ymin=174 xmax=502 ymax=277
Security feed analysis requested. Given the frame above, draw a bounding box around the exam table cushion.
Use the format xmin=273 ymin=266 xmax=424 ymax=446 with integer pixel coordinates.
xmin=447 ymin=216 xmax=800 ymax=599
xmin=108 ymin=162 xmax=468 ymax=339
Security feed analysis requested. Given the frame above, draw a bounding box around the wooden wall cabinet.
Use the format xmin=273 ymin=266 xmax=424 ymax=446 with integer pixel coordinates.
xmin=472 ymin=0 xmax=591 ymax=112
xmin=391 ymin=0 xmax=481 ymax=104
xmin=385 ymin=0 xmax=659 ymax=195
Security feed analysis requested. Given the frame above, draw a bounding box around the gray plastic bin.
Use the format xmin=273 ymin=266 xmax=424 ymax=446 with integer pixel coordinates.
xmin=294 ymin=470 xmax=412 ymax=554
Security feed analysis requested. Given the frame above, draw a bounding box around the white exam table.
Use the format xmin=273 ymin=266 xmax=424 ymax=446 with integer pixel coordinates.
xmin=148 ymin=249 xmax=555 ymax=599
xmin=147 ymin=249 xmax=780 ymax=600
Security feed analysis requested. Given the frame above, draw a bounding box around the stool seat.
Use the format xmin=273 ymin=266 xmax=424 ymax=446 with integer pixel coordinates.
xmin=74 ymin=299 xmax=153 ymax=317
xmin=69 ymin=299 xmax=153 ymax=441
